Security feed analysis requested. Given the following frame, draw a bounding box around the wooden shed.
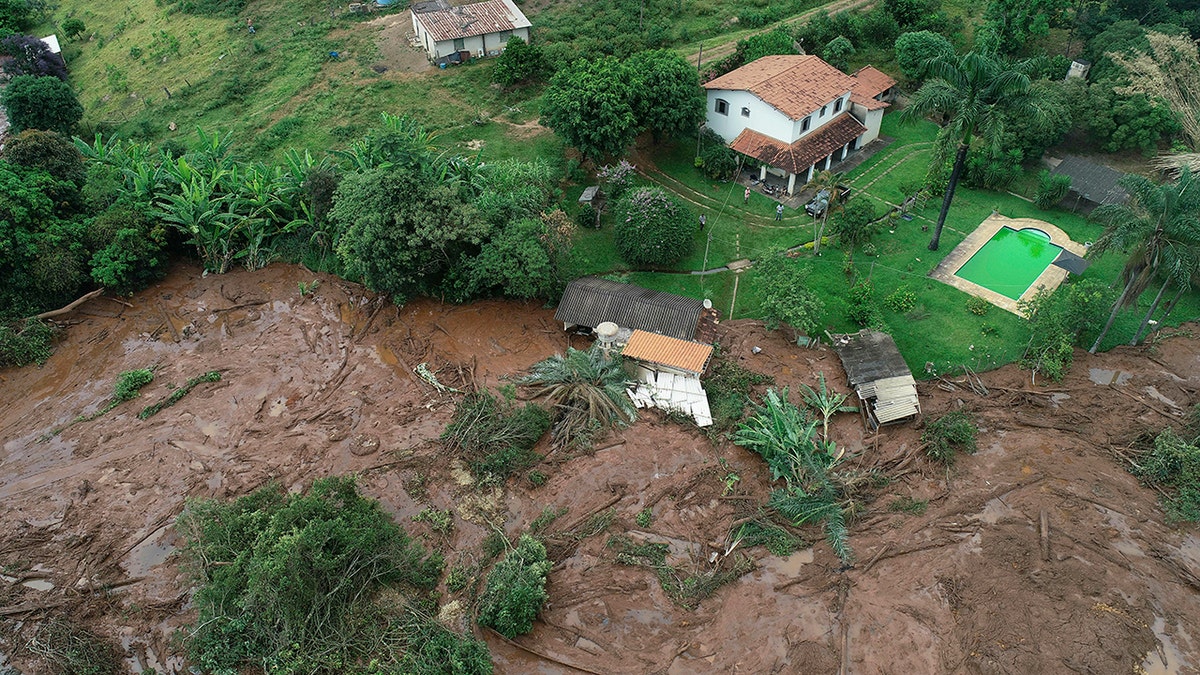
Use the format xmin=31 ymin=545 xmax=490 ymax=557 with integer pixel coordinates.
xmin=830 ymin=330 xmax=919 ymax=428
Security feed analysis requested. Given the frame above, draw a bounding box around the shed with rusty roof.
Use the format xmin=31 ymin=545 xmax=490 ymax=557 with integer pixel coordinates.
xmin=831 ymin=330 xmax=919 ymax=427
xmin=411 ymin=0 xmax=531 ymax=62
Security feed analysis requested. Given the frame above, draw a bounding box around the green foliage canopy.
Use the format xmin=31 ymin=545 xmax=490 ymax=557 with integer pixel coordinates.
xmin=612 ymin=187 xmax=695 ymax=267
xmin=893 ymin=30 xmax=955 ymax=80
xmin=626 ymin=49 xmax=706 ymax=142
xmin=492 ymin=36 xmax=549 ymax=88
xmin=541 ymin=56 xmax=637 ymax=161
xmin=478 ymin=535 xmax=552 ymax=638
xmin=1 ymin=74 xmax=83 ymax=135
xmin=178 ymin=476 xmax=454 ymax=674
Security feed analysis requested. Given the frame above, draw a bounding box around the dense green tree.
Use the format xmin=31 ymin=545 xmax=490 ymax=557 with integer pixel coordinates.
xmin=3 ymin=129 xmax=85 ymax=188
xmin=1 ymin=74 xmax=83 ymax=135
xmin=822 ymin=36 xmax=855 ymax=73
xmin=754 ymin=255 xmax=826 ymax=343
xmin=61 ymin=17 xmax=85 ymax=40
xmin=1065 ymin=79 xmax=1180 ymax=154
xmin=735 ymin=29 xmax=799 ymax=64
xmin=901 ymin=52 xmax=1051 ymax=250
xmin=980 ymin=0 xmax=1071 ymax=54
xmin=885 ymin=0 xmax=931 ymax=28
xmin=541 ymin=56 xmax=636 ymax=162
xmin=464 ymin=218 xmax=556 ymax=300
xmin=612 ymin=187 xmax=694 ymax=267
xmin=1088 ymin=169 xmax=1200 ymax=352
xmin=492 ymin=36 xmax=549 ymax=88
xmin=478 ymin=535 xmax=552 ymax=638
xmin=88 ymin=203 xmax=170 ymax=295
xmin=0 ymin=0 xmax=31 ymax=32
xmin=832 ymin=199 xmax=880 ymax=250
xmin=893 ymin=30 xmax=955 ymax=79
xmin=627 ymin=49 xmax=705 ymax=142
xmin=332 ymin=168 xmax=488 ymax=303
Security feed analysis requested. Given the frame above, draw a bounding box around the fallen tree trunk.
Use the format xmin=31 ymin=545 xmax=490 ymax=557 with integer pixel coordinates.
xmin=28 ymin=288 xmax=104 ymax=321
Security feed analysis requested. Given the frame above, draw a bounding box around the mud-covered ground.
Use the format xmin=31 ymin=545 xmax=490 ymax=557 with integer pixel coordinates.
xmin=1 ymin=263 xmax=1198 ymax=674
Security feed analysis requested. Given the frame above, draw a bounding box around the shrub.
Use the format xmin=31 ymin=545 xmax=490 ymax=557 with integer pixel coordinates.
xmin=755 ymin=255 xmax=825 ymax=343
xmin=61 ymin=18 xmax=86 ymax=40
xmin=1018 ymin=280 xmax=1111 ymax=382
xmin=613 ymin=187 xmax=695 ymax=267
xmin=177 ymin=477 xmax=448 ymax=673
xmin=0 ymin=34 xmax=68 ymax=80
xmin=847 ymin=279 xmax=881 ymax=328
xmin=894 ymin=30 xmax=955 ymax=80
xmin=1035 ymin=170 xmax=1072 ymax=209
xmin=597 ymin=160 xmax=636 ymax=200
xmin=696 ymin=127 xmax=738 ymax=180
xmin=966 ymin=296 xmax=991 ymax=316
xmin=882 ymin=285 xmax=916 ymax=313
xmin=0 ymin=319 xmax=54 ymax=367
xmin=442 ymin=390 xmax=550 ymax=480
xmin=478 ymin=535 xmax=552 ymax=638
xmin=703 ymin=359 xmax=773 ymax=434
xmin=576 ymin=202 xmax=598 ymax=228
xmin=1134 ymin=428 xmax=1200 ymax=522
xmin=26 ymin=619 xmax=119 ymax=675
xmin=492 ymin=36 xmax=548 ymax=88
xmin=922 ymin=410 xmax=978 ymax=465
xmin=88 ymin=204 xmax=171 ymax=295
xmin=1 ymin=74 xmax=83 ymax=135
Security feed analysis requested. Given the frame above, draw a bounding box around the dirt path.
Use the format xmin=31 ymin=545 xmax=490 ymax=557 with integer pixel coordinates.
xmin=684 ymin=0 xmax=877 ymax=70
xmin=1 ymin=263 xmax=1199 ymax=674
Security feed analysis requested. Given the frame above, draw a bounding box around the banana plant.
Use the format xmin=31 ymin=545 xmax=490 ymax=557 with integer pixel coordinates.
xmin=153 ymin=174 xmax=239 ymax=273
xmin=799 ymin=374 xmax=859 ymax=442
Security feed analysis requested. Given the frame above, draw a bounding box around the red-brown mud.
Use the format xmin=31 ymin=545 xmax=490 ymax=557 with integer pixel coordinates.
xmin=1 ymin=262 xmax=1198 ymax=674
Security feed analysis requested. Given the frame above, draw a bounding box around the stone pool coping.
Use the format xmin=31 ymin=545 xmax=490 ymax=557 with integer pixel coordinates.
xmin=929 ymin=213 xmax=1088 ymax=316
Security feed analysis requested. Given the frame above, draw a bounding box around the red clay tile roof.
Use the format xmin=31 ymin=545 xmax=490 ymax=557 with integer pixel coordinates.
xmin=414 ymin=0 xmax=531 ymax=42
xmin=621 ymin=330 xmax=714 ymax=374
xmin=703 ymin=55 xmax=857 ymax=120
xmin=851 ymin=66 xmax=896 ymax=99
xmin=729 ymin=114 xmax=866 ymax=174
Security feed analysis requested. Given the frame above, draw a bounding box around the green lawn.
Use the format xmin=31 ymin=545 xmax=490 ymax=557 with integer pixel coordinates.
xmin=45 ymin=0 xmax=553 ymax=163
xmin=624 ymin=113 xmax=1200 ymax=375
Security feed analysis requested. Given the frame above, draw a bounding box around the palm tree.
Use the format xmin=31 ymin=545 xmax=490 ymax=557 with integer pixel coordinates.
xmin=520 ymin=347 xmax=636 ymax=448
xmin=803 ymin=170 xmax=846 ymax=256
xmin=1087 ymin=169 xmax=1200 ymax=353
xmin=901 ymin=52 xmax=1051 ymax=251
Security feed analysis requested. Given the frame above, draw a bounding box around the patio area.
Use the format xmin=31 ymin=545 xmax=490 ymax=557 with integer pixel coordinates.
xmin=735 ymin=135 xmax=893 ymax=209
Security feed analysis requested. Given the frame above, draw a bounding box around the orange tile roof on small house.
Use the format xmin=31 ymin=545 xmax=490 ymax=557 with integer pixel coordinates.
xmin=414 ymin=0 xmax=531 ymax=42
xmin=621 ymin=330 xmax=714 ymax=375
xmin=729 ymin=114 xmax=866 ymax=174
xmin=850 ymin=66 xmax=897 ymax=111
xmin=703 ymin=55 xmax=858 ymax=120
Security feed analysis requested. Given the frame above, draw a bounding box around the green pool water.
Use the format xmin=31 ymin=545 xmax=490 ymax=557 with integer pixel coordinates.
xmin=954 ymin=227 xmax=1062 ymax=301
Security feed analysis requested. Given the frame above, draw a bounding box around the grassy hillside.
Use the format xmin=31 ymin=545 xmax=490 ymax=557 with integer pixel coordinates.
xmin=46 ymin=0 xmax=555 ymax=162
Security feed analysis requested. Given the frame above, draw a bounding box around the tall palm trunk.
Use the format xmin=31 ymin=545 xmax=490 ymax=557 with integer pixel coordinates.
xmin=930 ymin=141 xmax=971 ymax=251
xmin=1130 ymin=276 xmax=1172 ymax=345
xmin=1089 ymin=276 xmax=1137 ymax=353
xmin=1145 ymin=284 xmax=1188 ymax=341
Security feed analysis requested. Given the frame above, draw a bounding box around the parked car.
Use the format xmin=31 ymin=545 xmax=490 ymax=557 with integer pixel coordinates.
xmin=805 ymin=184 xmax=852 ymax=217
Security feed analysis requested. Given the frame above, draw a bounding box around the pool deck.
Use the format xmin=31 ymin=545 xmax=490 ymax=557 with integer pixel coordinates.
xmin=930 ymin=213 xmax=1088 ymax=316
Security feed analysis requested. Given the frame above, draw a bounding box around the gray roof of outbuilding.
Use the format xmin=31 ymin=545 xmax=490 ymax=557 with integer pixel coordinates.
xmin=831 ymin=330 xmax=912 ymax=386
xmin=555 ymin=277 xmax=704 ymax=341
xmin=1051 ymin=155 xmax=1129 ymax=206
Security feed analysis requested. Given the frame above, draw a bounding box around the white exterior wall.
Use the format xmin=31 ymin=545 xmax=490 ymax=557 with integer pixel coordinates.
xmin=414 ymin=19 xmax=530 ymax=60
xmin=851 ymin=104 xmax=885 ymax=146
xmin=706 ymin=90 xmax=853 ymax=145
xmin=706 ymin=90 xmax=793 ymax=144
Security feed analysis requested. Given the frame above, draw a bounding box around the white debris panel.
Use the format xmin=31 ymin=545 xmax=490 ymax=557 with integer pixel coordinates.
xmin=627 ymin=366 xmax=713 ymax=427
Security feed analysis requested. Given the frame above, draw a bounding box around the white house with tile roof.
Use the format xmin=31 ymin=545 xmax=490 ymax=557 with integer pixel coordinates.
xmin=703 ymin=55 xmax=896 ymax=194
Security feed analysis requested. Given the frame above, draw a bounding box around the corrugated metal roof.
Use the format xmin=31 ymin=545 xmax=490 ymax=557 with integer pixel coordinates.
xmin=621 ymin=330 xmax=713 ymax=374
xmin=555 ymin=277 xmax=704 ymax=341
xmin=1051 ymin=155 xmax=1129 ymax=206
xmin=704 ymin=55 xmax=858 ymax=121
xmin=413 ymin=0 xmax=531 ymax=42
xmin=729 ymin=113 xmax=866 ymax=174
xmin=831 ymin=330 xmax=913 ymax=387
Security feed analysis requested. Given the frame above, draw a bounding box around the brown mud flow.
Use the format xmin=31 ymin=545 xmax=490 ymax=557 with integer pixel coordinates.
xmin=1 ymin=262 xmax=1199 ymax=674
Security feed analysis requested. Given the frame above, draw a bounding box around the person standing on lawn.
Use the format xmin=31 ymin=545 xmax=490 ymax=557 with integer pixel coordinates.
xmin=775 ymin=203 xmax=784 ymax=221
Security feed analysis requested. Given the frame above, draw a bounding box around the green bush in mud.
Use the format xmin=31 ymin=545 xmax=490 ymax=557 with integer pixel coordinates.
xmin=177 ymin=476 xmax=490 ymax=674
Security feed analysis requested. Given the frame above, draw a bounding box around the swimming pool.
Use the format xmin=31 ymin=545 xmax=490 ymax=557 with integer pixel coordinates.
xmin=954 ymin=227 xmax=1063 ymax=301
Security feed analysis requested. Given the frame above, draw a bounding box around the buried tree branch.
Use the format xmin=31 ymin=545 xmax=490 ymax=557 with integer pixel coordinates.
xmin=28 ymin=288 xmax=104 ymax=321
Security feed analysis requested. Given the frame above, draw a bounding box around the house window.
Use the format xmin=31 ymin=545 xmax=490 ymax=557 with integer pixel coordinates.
xmin=834 ymin=97 xmax=843 ymax=113
xmin=801 ymin=116 xmax=811 ymax=131
xmin=715 ymin=98 xmax=729 ymax=115
xmin=453 ymin=37 xmax=465 ymax=51
xmin=820 ymin=105 xmax=828 ymax=117
xmin=741 ymin=106 xmax=751 ymax=118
